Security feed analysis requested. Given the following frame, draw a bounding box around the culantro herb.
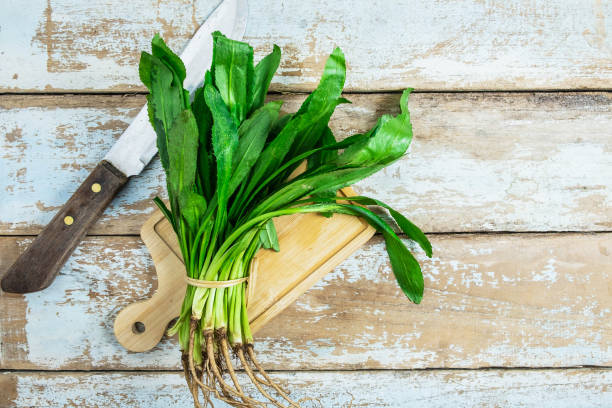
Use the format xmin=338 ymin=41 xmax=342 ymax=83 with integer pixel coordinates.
xmin=140 ymin=32 xmax=432 ymax=408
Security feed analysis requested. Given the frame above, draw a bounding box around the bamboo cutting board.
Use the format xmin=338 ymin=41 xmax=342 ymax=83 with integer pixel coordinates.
xmin=114 ymin=187 xmax=375 ymax=352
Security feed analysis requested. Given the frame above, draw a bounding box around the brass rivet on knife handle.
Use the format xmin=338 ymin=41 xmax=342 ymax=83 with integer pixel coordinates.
xmin=0 ymin=161 xmax=128 ymax=293
xmin=91 ymin=183 xmax=102 ymax=193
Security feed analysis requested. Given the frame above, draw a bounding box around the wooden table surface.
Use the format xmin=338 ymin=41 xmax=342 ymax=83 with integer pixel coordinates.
xmin=1 ymin=1 xmax=611 ymax=407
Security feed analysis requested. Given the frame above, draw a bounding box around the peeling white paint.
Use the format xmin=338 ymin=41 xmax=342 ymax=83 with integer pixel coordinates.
xmin=2 ymin=93 xmax=611 ymax=234
xmin=532 ymin=258 xmax=559 ymax=283
xmin=19 ymin=238 xmax=179 ymax=370
xmin=0 ymin=102 xmax=164 ymax=234
xmin=1 ymin=233 xmax=611 ymax=372
xmin=3 ymin=1 xmax=612 ymax=91
xmin=5 ymin=369 xmax=612 ymax=408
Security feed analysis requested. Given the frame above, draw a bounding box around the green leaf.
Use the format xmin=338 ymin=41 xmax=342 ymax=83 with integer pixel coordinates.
xmin=153 ymin=197 xmax=175 ymax=231
xmin=336 ymin=116 xmax=410 ymax=167
xmin=151 ymin=34 xmax=189 ymax=109
xmin=251 ymin=165 xmax=384 ymax=217
xmin=167 ymin=109 xmax=199 ymax=200
xmin=342 ymin=196 xmax=431 ymax=257
xmin=400 ymin=88 xmax=414 ymax=115
xmin=284 ymin=47 xmax=347 ymax=159
xmin=240 ymin=48 xmax=347 ymax=198
xmin=140 ymin=53 xmax=184 ymax=172
xmin=324 ymin=203 xmax=424 ymax=303
xmin=383 ymin=232 xmax=424 ymax=304
xmin=229 ymin=101 xmax=282 ymax=196
xmin=250 ymin=45 xmax=281 ymax=113
xmin=151 ymin=33 xmax=186 ymax=84
xmin=192 ymin=82 xmax=212 ymax=141
xmin=179 ymin=190 xmax=208 ymax=233
xmin=192 ymin=77 xmax=215 ymax=200
xmin=306 ymin=195 xmax=432 ymax=257
xmin=307 ymin=126 xmax=337 ymax=171
xmin=269 ymin=113 xmax=292 ymax=141
xmin=259 ymin=219 xmax=280 ymax=251
xmin=204 ymin=84 xmax=239 ymax=217
xmin=388 ymin=208 xmax=431 ymax=258
xmin=138 ymin=51 xmax=154 ymax=89
xmin=212 ymin=31 xmax=254 ymax=125
xmin=336 ymin=89 xmax=413 ymax=168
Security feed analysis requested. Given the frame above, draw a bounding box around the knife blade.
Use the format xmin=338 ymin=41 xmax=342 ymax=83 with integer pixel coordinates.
xmin=1 ymin=0 xmax=249 ymax=294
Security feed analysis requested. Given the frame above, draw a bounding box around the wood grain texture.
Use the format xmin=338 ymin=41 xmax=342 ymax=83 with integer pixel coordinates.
xmin=1 ymin=233 xmax=610 ymax=371
xmin=2 ymin=369 xmax=612 ymax=408
xmin=3 ymin=0 xmax=612 ymax=92
xmin=2 ymin=92 xmax=611 ymax=235
xmin=2 ymin=0 xmax=610 ymax=403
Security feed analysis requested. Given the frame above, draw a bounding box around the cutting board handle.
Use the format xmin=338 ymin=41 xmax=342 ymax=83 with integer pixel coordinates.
xmin=113 ymin=212 xmax=187 ymax=352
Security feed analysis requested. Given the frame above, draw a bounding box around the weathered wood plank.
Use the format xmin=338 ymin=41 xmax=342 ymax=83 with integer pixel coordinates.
xmin=2 ymin=92 xmax=611 ymax=234
xmin=1 ymin=233 xmax=610 ymax=370
xmin=3 ymin=0 xmax=612 ymax=92
xmin=2 ymin=369 xmax=611 ymax=408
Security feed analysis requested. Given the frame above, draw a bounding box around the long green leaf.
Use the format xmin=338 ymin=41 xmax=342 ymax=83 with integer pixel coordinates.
xmin=325 ymin=203 xmax=424 ymax=303
xmin=140 ymin=52 xmax=183 ymax=172
xmin=151 ymin=33 xmax=186 ymax=84
xmin=151 ymin=34 xmax=189 ymax=109
xmin=250 ymin=165 xmax=384 ymax=217
xmin=192 ymin=73 xmax=215 ymax=200
xmin=336 ymin=89 xmax=413 ymax=168
xmin=211 ymin=31 xmax=254 ymax=125
xmin=342 ymin=196 xmax=431 ymax=257
xmin=284 ymin=48 xmax=347 ymax=160
xmin=204 ymin=84 xmax=239 ymax=220
xmin=179 ymin=190 xmax=207 ymax=233
xmin=240 ymin=49 xmax=348 ymax=200
xmin=383 ymin=232 xmax=424 ymax=304
xmin=228 ymin=101 xmax=282 ymax=196
xmin=249 ymin=45 xmax=281 ymax=113
xmin=296 ymin=195 xmax=432 ymax=258
xmin=167 ymin=109 xmax=199 ymax=198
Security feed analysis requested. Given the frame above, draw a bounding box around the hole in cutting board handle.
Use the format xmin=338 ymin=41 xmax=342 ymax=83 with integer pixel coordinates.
xmin=132 ymin=321 xmax=146 ymax=334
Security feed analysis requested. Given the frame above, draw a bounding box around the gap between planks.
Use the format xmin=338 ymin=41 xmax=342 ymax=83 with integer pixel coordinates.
xmin=2 ymin=231 xmax=612 ymax=239
xmin=2 ymin=366 xmax=612 ymax=374
xmin=3 ymin=368 xmax=611 ymax=408
xmin=3 ymin=89 xmax=612 ymax=97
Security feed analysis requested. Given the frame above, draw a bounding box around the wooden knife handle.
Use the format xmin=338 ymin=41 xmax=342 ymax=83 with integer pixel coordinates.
xmin=1 ymin=161 xmax=128 ymax=293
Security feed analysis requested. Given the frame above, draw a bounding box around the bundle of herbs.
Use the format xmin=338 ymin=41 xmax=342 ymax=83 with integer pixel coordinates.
xmin=140 ymin=32 xmax=432 ymax=408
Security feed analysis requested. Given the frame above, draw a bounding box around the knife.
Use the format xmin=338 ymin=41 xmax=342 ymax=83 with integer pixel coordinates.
xmin=1 ymin=0 xmax=248 ymax=294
